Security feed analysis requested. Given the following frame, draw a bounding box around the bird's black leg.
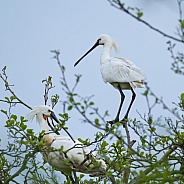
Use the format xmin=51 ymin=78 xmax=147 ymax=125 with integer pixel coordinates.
xmin=68 ymin=175 xmax=76 ymax=184
xmin=123 ymin=87 xmax=136 ymax=121
xmin=73 ymin=171 xmax=79 ymax=184
xmin=114 ymin=84 xmax=125 ymax=122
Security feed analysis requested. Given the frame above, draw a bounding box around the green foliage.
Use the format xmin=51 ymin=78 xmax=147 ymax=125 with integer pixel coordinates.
xmin=179 ymin=93 xmax=184 ymax=109
xmin=179 ymin=19 xmax=184 ymax=29
xmin=1 ymin=1 xmax=184 ymax=183
xmin=1 ymin=59 xmax=184 ymax=184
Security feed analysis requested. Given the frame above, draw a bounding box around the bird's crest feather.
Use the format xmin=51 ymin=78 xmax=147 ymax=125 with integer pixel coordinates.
xmin=26 ymin=105 xmax=52 ymax=122
xmin=112 ymin=39 xmax=119 ymax=53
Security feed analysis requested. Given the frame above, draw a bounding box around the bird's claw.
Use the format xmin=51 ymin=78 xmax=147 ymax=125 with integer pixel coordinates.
xmin=106 ymin=118 xmax=119 ymax=125
xmin=120 ymin=118 xmax=128 ymax=128
xmin=106 ymin=118 xmax=128 ymax=128
xmin=106 ymin=120 xmax=116 ymax=126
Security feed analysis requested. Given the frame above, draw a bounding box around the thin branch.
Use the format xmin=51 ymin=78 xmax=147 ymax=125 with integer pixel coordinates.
xmin=122 ymin=121 xmax=136 ymax=184
xmin=108 ymin=0 xmax=184 ymax=43
xmin=177 ymin=0 xmax=184 ymax=38
xmin=130 ymin=145 xmax=178 ymax=184
xmin=4 ymin=152 xmax=36 ymax=184
xmin=0 ymin=67 xmax=32 ymax=110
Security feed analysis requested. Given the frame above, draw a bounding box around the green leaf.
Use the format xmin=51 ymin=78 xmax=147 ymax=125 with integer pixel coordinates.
xmin=6 ymin=119 xmax=14 ymax=127
xmin=180 ymin=93 xmax=184 ymax=100
xmin=101 ymin=141 xmax=108 ymax=148
xmin=148 ymin=118 xmax=152 ymax=124
xmin=77 ymin=138 xmax=90 ymax=146
xmin=27 ymin=129 xmax=33 ymax=134
xmin=42 ymin=79 xmax=46 ymax=83
xmin=79 ymin=174 xmax=85 ymax=179
xmin=137 ymin=12 xmax=143 ymax=18
xmin=10 ymin=95 xmax=17 ymax=101
xmin=179 ymin=19 xmax=184 ymax=29
xmin=89 ymin=101 xmax=94 ymax=106
xmin=10 ymin=114 xmax=17 ymax=121
xmin=48 ymin=76 xmax=52 ymax=82
xmin=94 ymin=118 xmax=101 ymax=127
xmin=69 ymin=97 xmax=74 ymax=103
xmin=61 ymin=65 xmax=65 ymax=71
xmin=20 ymin=116 xmax=27 ymax=123
xmin=3 ymin=66 xmax=7 ymax=71
xmin=5 ymin=97 xmax=10 ymax=102
xmin=59 ymin=113 xmax=69 ymax=121
xmin=1 ymin=110 xmax=7 ymax=115
xmin=78 ymin=138 xmax=85 ymax=144
xmin=67 ymin=105 xmax=73 ymax=111
xmin=20 ymin=122 xmax=27 ymax=130
xmin=142 ymin=89 xmax=149 ymax=96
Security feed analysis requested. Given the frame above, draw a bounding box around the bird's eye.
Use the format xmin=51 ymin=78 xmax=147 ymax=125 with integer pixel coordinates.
xmin=48 ymin=109 xmax=51 ymax=112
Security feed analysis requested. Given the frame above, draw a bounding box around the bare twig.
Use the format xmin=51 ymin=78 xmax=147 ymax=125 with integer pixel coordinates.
xmin=0 ymin=67 xmax=32 ymax=110
xmin=107 ymin=0 xmax=184 ymax=43
xmin=121 ymin=121 xmax=136 ymax=184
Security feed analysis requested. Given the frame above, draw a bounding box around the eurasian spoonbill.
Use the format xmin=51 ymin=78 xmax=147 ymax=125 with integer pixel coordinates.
xmin=74 ymin=34 xmax=145 ymax=124
xmin=27 ymin=105 xmax=106 ymax=180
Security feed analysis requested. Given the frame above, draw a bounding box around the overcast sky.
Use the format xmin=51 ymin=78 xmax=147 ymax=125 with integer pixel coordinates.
xmin=1 ymin=0 xmax=183 ymax=153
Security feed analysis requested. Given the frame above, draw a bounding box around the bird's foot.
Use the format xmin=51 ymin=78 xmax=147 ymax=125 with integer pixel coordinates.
xmin=120 ymin=117 xmax=128 ymax=128
xmin=107 ymin=117 xmax=120 ymax=125
xmin=106 ymin=120 xmax=116 ymax=126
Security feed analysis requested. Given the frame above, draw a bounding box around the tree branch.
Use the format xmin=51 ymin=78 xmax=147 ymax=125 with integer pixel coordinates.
xmin=108 ymin=0 xmax=184 ymax=43
xmin=0 ymin=67 xmax=32 ymax=110
xmin=4 ymin=152 xmax=35 ymax=184
xmin=129 ymin=145 xmax=178 ymax=184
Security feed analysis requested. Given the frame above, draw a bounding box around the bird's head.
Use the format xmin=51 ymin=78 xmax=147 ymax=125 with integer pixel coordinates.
xmin=98 ymin=34 xmax=119 ymax=53
xmin=27 ymin=105 xmax=60 ymax=124
xmin=74 ymin=34 xmax=119 ymax=67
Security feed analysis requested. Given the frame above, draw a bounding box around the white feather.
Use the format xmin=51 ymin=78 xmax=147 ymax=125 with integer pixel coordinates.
xmin=27 ymin=105 xmax=106 ymax=176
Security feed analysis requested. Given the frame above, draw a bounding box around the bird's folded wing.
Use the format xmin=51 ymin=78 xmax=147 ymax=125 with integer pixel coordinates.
xmin=101 ymin=57 xmax=145 ymax=83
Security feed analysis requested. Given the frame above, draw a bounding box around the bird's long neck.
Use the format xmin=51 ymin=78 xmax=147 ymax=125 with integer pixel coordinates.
xmin=36 ymin=114 xmax=49 ymax=133
xmin=100 ymin=43 xmax=112 ymax=65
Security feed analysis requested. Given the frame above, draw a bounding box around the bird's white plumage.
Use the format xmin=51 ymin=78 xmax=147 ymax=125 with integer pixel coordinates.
xmin=27 ymin=105 xmax=106 ymax=176
xmin=99 ymin=34 xmax=145 ymax=89
xmin=100 ymin=57 xmax=145 ymax=89
xmin=74 ymin=34 xmax=146 ymax=122
xmin=43 ymin=136 xmax=105 ymax=175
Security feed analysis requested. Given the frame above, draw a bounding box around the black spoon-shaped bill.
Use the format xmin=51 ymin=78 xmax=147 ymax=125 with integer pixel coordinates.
xmin=74 ymin=39 xmax=100 ymax=67
xmin=50 ymin=111 xmax=75 ymax=143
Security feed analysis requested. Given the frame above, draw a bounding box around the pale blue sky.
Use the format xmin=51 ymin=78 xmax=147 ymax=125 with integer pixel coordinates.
xmin=1 ymin=1 xmax=184 ymax=182
xmin=0 ymin=0 xmax=183 ymax=151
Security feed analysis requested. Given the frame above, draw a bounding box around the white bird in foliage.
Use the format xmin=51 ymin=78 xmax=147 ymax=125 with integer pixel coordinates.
xmin=74 ymin=34 xmax=145 ymax=123
xmin=27 ymin=105 xmax=106 ymax=181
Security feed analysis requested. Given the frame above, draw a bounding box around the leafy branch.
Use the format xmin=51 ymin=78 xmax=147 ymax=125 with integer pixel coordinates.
xmin=4 ymin=152 xmax=36 ymax=184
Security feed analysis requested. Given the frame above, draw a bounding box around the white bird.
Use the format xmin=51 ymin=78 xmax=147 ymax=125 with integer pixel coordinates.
xmin=26 ymin=105 xmax=106 ymax=181
xmin=74 ymin=34 xmax=145 ymax=123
